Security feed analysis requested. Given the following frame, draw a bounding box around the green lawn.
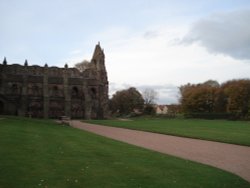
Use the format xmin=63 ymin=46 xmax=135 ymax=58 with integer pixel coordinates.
xmin=0 ymin=116 xmax=249 ymax=188
xmin=86 ymin=118 xmax=250 ymax=146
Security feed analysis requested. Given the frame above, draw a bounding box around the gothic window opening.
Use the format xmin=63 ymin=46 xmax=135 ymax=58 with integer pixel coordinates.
xmin=71 ymin=102 xmax=84 ymax=118
xmin=90 ymin=88 xmax=97 ymax=99
xmin=71 ymin=86 xmax=79 ymax=98
xmin=11 ymin=84 xmax=18 ymax=94
xmin=52 ymin=86 xmax=59 ymax=97
xmin=27 ymin=101 xmax=43 ymax=118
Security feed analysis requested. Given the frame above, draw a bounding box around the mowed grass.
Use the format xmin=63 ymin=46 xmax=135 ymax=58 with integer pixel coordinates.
xmin=0 ymin=117 xmax=249 ymax=188
xmin=87 ymin=118 xmax=250 ymax=146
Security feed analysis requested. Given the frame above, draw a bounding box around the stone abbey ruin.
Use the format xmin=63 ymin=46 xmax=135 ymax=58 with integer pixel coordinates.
xmin=0 ymin=43 xmax=109 ymax=119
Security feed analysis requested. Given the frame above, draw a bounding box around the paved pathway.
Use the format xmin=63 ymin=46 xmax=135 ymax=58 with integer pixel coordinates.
xmin=70 ymin=120 xmax=250 ymax=182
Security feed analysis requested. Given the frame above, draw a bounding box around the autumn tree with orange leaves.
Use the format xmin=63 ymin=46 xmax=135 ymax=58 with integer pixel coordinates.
xmin=180 ymin=79 xmax=250 ymax=119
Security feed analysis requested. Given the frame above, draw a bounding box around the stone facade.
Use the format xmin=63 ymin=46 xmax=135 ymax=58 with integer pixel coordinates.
xmin=0 ymin=43 xmax=109 ymax=119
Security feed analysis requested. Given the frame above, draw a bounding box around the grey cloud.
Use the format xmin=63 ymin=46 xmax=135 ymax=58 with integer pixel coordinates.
xmin=143 ymin=30 xmax=159 ymax=39
xmin=182 ymin=9 xmax=250 ymax=60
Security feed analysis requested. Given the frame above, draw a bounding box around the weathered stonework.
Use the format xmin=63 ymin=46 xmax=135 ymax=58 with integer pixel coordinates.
xmin=0 ymin=43 xmax=109 ymax=119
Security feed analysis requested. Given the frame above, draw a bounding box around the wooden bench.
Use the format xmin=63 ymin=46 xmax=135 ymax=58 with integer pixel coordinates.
xmin=60 ymin=116 xmax=71 ymax=125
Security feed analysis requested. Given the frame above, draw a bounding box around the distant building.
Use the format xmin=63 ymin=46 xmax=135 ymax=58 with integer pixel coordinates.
xmin=0 ymin=43 xmax=109 ymax=119
xmin=155 ymin=105 xmax=168 ymax=115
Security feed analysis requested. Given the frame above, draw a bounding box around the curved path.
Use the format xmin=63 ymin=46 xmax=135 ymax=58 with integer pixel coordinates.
xmin=70 ymin=120 xmax=250 ymax=182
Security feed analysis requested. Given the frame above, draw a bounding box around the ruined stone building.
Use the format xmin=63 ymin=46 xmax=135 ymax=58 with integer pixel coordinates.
xmin=0 ymin=43 xmax=109 ymax=119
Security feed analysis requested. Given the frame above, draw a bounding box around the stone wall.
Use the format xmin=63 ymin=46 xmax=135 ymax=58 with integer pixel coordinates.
xmin=0 ymin=43 xmax=109 ymax=119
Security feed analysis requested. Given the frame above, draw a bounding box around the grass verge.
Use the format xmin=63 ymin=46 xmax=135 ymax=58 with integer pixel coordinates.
xmin=86 ymin=118 xmax=250 ymax=146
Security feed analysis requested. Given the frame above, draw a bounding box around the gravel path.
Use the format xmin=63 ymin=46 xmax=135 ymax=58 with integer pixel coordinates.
xmin=70 ymin=120 xmax=250 ymax=182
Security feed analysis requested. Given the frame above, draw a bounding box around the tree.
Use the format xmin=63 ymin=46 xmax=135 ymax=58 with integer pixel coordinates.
xmin=179 ymin=79 xmax=250 ymax=119
xmin=214 ymin=88 xmax=227 ymax=113
xmin=143 ymin=88 xmax=158 ymax=105
xmin=142 ymin=88 xmax=158 ymax=115
xmin=179 ymin=81 xmax=219 ymax=113
xmin=110 ymin=87 xmax=144 ymax=116
xmin=222 ymin=79 xmax=250 ymax=118
xmin=74 ymin=60 xmax=90 ymax=72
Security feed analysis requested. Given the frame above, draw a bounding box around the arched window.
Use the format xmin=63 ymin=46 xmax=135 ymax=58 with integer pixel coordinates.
xmin=52 ymin=86 xmax=59 ymax=96
xmin=11 ymin=84 xmax=18 ymax=94
xmin=71 ymin=87 xmax=79 ymax=98
xmin=90 ymin=88 xmax=97 ymax=99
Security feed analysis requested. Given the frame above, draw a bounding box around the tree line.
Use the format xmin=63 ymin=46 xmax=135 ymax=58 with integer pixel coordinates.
xmin=179 ymin=79 xmax=250 ymax=119
xmin=109 ymin=79 xmax=250 ymax=120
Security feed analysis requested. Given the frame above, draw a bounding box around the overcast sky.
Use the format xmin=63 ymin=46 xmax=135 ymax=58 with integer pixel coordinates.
xmin=1 ymin=0 xmax=250 ymax=104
